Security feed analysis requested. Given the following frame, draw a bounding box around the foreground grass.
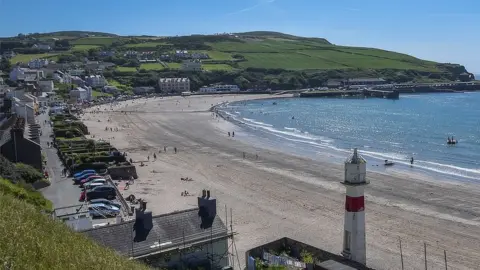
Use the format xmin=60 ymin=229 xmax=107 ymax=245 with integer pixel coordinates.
xmin=0 ymin=193 xmax=150 ymax=270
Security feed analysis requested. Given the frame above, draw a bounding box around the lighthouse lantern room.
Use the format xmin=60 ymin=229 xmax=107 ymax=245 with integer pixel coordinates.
xmin=341 ymin=148 xmax=368 ymax=265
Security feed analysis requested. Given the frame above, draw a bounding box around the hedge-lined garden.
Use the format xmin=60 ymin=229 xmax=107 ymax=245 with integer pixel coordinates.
xmin=51 ymin=114 xmax=133 ymax=175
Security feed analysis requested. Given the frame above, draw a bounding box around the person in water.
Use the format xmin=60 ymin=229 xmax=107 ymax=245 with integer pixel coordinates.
xmin=410 ymin=157 xmax=414 ymax=165
xmin=447 ymin=136 xmax=451 ymax=143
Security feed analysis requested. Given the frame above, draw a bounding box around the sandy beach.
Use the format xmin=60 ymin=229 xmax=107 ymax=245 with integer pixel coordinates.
xmin=81 ymin=94 xmax=480 ymax=270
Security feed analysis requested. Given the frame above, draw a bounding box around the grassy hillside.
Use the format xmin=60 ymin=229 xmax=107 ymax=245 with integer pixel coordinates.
xmin=0 ymin=192 xmax=150 ymax=270
xmin=2 ymin=31 xmax=470 ymax=85
xmin=61 ymin=32 xmax=444 ymax=72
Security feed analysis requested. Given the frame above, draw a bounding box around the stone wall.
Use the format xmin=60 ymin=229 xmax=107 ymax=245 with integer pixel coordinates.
xmin=108 ymin=164 xmax=138 ymax=180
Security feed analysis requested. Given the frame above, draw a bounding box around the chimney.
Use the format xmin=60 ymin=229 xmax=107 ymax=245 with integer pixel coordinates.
xmin=198 ymin=190 xmax=217 ymax=229
xmin=134 ymin=200 xmax=153 ymax=242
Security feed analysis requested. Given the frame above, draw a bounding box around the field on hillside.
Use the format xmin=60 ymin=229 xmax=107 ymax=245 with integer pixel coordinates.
xmin=140 ymin=63 xmax=165 ymax=70
xmin=71 ymin=45 xmax=101 ymax=51
xmin=125 ymin=42 xmax=167 ymax=48
xmin=71 ymin=37 xmax=117 ymax=46
xmin=206 ymin=38 xmax=439 ymax=71
xmin=10 ymin=53 xmax=59 ymax=63
xmin=116 ymin=66 xmax=138 ymax=72
xmin=166 ymin=62 xmax=181 ymax=69
xmin=203 ymin=64 xmax=233 ymax=71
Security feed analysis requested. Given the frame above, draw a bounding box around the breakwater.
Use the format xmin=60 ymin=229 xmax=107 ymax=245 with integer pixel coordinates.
xmin=300 ymin=89 xmax=399 ymax=99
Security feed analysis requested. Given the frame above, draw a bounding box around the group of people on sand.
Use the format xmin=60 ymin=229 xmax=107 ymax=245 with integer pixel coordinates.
xmin=105 ymin=126 xmax=119 ymax=132
xmin=228 ymin=131 xmax=235 ymax=137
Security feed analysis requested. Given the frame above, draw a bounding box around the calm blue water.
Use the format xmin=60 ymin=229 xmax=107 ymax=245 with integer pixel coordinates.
xmin=220 ymin=93 xmax=480 ymax=182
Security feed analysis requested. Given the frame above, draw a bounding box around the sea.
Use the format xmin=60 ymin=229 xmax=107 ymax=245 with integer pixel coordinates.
xmin=218 ymin=92 xmax=480 ymax=183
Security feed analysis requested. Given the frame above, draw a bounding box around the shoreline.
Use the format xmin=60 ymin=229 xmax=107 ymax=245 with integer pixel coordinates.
xmin=81 ymin=94 xmax=480 ymax=269
xmin=216 ymin=95 xmax=480 ymax=185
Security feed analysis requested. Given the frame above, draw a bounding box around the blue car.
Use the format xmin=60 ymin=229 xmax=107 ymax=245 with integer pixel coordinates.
xmin=73 ymin=169 xmax=96 ymax=178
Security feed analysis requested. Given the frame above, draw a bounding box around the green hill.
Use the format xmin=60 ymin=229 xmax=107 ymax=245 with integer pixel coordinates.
xmin=63 ymin=31 xmax=461 ymax=73
xmin=0 ymin=190 xmax=150 ymax=270
xmin=1 ymin=31 xmax=472 ymax=86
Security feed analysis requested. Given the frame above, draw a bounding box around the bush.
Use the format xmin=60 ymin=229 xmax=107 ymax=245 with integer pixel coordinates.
xmin=0 ymin=155 xmax=20 ymax=183
xmin=15 ymin=163 xmax=44 ymax=184
xmin=0 ymin=178 xmax=52 ymax=211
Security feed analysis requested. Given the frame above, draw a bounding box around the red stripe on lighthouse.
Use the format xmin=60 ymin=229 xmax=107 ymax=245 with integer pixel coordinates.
xmin=345 ymin=196 xmax=365 ymax=212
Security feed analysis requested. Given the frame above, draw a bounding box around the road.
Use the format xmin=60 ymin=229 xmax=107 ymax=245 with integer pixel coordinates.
xmin=38 ymin=112 xmax=83 ymax=209
xmin=37 ymin=111 xmax=127 ymax=225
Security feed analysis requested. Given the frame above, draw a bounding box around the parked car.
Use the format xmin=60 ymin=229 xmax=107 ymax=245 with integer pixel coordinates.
xmin=84 ymin=182 xmax=108 ymax=190
xmin=88 ymin=203 xmax=120 ymax=217
xmin=81 ymin=178 xmax=106 ymax=188
xmin=79 ymin=176 xmax=105 ymax=187
xmin=89 ymin=198 xmax=121 ymax=209
xmin=79 ymin=186 xmax=116 ymax=201
xmin=73 ymin=173 xmax=97 ymax=184
xmin=73 ymin=169 xmax=96 ymax=178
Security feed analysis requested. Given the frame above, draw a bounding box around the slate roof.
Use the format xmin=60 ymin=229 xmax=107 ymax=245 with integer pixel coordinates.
xmin=82 ymin=208 xmax=228 ymax=258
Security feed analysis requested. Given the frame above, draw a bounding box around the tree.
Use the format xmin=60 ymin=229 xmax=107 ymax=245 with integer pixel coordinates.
xmin=0 ymin=57 xmax=12 ymax=72
xmin=54 ymin=39 xmax=70 ymax=48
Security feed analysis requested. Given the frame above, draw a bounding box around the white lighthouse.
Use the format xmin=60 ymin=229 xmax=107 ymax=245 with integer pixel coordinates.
xmin=341 ymin=148 xmax=368 ymax=265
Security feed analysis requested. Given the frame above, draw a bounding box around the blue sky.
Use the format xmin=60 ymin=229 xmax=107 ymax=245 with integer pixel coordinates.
xmin=1 ymin=0 xmax=479 ymax=72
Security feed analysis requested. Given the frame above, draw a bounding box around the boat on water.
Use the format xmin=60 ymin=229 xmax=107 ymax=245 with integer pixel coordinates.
xmin=384 ymin=160 xmax=395 ymax=166
xmin=447 ymin=137 xmax=458 ymax=145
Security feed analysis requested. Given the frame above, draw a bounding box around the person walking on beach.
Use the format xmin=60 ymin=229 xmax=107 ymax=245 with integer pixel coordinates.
xmin=243 ymin=152 xmax=246 ymax=159
xmin=228 ymin=132 xmax=230 ymax=137
xmin=153 ymin=153 xmax=156 ymax=160
xmin=148 ymin=155 xmax=150 ymax=161
xmin=164 ymin=146 xmax=167 ymax=152
xmin=410 ymin=157 xmax=414 ymax=165
xmin=174 ymin=147 xmax=177 ymax=154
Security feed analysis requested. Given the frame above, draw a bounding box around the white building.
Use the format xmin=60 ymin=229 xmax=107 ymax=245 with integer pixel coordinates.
xmin=69 ymin=86 xmax=92 ymax=102
xmin=158 ymin=78 xmax=190 ymax=93
xmin=32 ymin=44 xmax=52 ymax=51
xmin=85 ymin=75 xmax=107 ymax=88
xmin=199 ymin=84 xmax=240 ymax=93
xmin=28 ymin=59 xmax=49 ymax=69
xmin=9 ymin=67 xmax=44 ymax=82
xmin=7 ymin=90 xmax=37 ymax=124
xmin=38 ymin=80 xmax=54 ymax=92
xmin=37 ymin=92 xmax=50 ymax=107
xmin=341 ymin=148 xmax=368 ymax=265
xmin=181 ymin=60 xmax=202 ymax=71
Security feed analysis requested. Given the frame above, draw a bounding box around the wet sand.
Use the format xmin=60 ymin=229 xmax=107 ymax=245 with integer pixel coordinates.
xmin=82 ymin=94 xmax=480 ymax=270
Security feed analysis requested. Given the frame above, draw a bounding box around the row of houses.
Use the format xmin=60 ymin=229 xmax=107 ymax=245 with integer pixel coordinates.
xmin=160 ymin=50 xmax=210 ymax=61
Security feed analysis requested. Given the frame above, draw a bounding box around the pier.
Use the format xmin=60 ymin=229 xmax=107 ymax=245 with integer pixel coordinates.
xmin=299 ymin=89 xmax=399 ymax=99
